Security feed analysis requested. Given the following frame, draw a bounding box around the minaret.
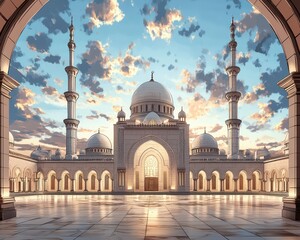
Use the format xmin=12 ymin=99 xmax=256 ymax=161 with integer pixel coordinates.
xmin=64 ymin=18 xmax=80 ymax=160
xmin=225 ymin=18 xmax=241 ymax=159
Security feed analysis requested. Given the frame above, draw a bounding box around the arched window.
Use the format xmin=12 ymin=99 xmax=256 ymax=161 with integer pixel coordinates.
xmin=252 ymin=173 xmax=256 ymax=190
xmin=79 ymin=174 xmax=83 ymax=190
xmin=144 ymin=156 xmax=158 ymax=177
xmin=212 ymin=174 xmax=216 ymax=190
xmin=91 ymin=175 xmax=96 ymax=190
xmin=225 ymin=174 xmax=230 ymax=190
xmin=239 ymin=174 xmax=244 ymax=190
xmin=104 ymin=174 xmax=109 ymax=190
xmin=199 ymin=174 xmax=203 ymax=190
xmin=51 ymin=175 xmax=55 ymax=190
xmin=64 ymin=174 xmax=69 ymax=190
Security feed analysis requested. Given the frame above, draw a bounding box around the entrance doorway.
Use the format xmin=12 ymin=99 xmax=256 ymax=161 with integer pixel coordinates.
xmin=144 ymin=156 xmax=158 ymax=191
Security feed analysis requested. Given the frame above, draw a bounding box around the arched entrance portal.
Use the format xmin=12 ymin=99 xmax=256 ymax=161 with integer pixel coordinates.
xmin=144 ymin=156 xmax=159 ymax=191
xmin=133 ymin=140 xmax=170 ymax=192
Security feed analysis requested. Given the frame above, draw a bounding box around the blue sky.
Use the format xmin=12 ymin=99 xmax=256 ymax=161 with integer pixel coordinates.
xmin=9 ymin=0 xmax=288 ymax=155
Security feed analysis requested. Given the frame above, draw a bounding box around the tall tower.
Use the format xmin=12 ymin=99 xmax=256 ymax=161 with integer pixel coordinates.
xmin=225 ymin=18 xmax=241 ymax=159
xmin=64 ymin=18 xmax=79 ymax=160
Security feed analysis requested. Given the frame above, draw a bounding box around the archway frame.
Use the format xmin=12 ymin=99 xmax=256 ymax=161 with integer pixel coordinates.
xmin=0 ymin=0 xmax=299 ymax=220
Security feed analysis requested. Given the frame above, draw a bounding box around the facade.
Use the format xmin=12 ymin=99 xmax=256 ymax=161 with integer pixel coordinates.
xmin=7 ymin=20 xmax=289 ymax=195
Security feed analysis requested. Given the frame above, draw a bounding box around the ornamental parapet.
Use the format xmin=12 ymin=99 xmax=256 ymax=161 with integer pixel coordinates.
xmin=65 ymin=66 xmax=79 ymax=75
xmin=225 ymin=118 xmax=241 ymax=128
xmin=225 ymin=91 xmax=241 ymax=101
xmin=226 ymin=65 xmax=240 ymax=75
xmin=64 ymin=91 xmax=79 ymax=101
xmin=64 ymin=118 xmax=80 ymax=128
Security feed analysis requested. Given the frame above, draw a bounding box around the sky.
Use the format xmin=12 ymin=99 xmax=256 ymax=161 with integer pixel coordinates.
xmin=9 ymin=0 xmax=289 ymax=156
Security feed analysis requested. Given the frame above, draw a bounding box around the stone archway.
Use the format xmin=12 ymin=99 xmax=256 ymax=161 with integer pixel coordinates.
xmin=0 ymin=0 xmax=299 ymax=220
xmin=132 ymin=140 xmax=170 ymax=192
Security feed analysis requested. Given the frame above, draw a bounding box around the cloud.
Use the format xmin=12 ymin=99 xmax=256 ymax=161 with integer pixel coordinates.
xmin=77 ymin=41 xmax=112 ymax=94
xmin=210 ymin=124 xmax=223 ymax=133
xmin=250 ymin=102 xmax=274 ymax=124
xmin=83 ymin=0 xmax=124 ymax=34
xmin=26 ymin=32 xmax=52 ymax=53
xmin=44 ymin=54 xmax=61 ymax=64
xmin=256 ymin=141 xmax=281 ymax=150
xmin=31 ymin=0 xmax=70 ymax=34
xmin=237 ymin=52 xmax=250 ymax=65
xmin=274 ymin=117 xmax=288 ymax=131
xmin=246 ymin=123 xmax=270 ymax=132
xmin=239 ymin=135 xmax=249 ymax=141
xmin=39 ymin=132 xmax=66 ymax=148
xmin=168 ymin=64 xmax=175 ymax=70
xmin=116 ymin=43 xmax=150 ymax=77
xmin=236 ymin=10 xmax=277 ymax=55
xmin=178 ymin=23 xmax=204 ymax=38
xmin=142 ymin=0 xmax=183 ymax=41
xmin=86 ymin=110 xmax=111 ymax=121
xmin=228 ymin=0 xmax=242 ymax=9
xmin=41 ymin=86 xmax=65 ymax=103
xmin=54 ymin=78 xmax=63 ymax=86
xmin=148 ymin=57 xmax=158 ymax=63
xmin=180 ymin=59 xmax=247 ymax=103
xmin=259 ymin=53 xmax=288 ymax=101
xmin=253 ymin=58 xmax=262 ymax=68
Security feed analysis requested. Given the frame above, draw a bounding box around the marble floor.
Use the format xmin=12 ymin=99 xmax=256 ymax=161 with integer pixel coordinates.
xmin=1 ymin=194 xmax=300 ymax=239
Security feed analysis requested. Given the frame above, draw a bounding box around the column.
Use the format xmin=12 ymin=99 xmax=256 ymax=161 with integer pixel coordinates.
xmin=0 ymin=71 xmax=19 ymax=219
xmin=84 ymin=179 xmax=88 ymax=192
xmin=260 ymin=179 xmax=264 ymax=192
xmin=220 ymin=179 xmax=224 ymax=192
xmin=98 ymin=179 xmax=101 ymax=192
xmin=193 ymin=178 xmax=197 ymax=191
xmin=44 ymin=179 xmax=47 ymax=192
xmin=21 ymin=178 xmax=25 ymax=192
xmin=247 ymin=179 xmax=251 ymax=192
xmin=278 ymin=73 xmax=300 ymax=220
xmin=233 ymin=179 xmax=238 ymax=192
xmin=70 ymin=179 xmax=74 ymax=192
xmin=57 ymin=179 xmax=61 ymax=192
xmin=206 ymin=179 xmax=211 ymax=192
xmin=270 ymin=179 xmax=274 ymax=192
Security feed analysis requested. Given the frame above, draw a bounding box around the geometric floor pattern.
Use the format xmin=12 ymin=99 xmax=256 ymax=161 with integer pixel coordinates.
xmin=1 ymin=194 xmax=300 ymax=240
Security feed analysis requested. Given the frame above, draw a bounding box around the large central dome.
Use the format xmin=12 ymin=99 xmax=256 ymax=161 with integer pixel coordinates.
xmin=131 ymin=80 xmax=174 ymax=106
xmin=130 ymin=74 xmax=175 ymax=121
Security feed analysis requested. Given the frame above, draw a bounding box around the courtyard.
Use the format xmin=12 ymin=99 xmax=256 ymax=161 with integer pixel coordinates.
xmin=0 ymin=194 xmax=300 ymax=239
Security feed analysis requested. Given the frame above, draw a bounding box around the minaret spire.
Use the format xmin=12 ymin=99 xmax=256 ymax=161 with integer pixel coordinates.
xmin=64 ymin=19 xmax=80 ymax=160
xmin=225 ymin=18 xmax=241 ymax=159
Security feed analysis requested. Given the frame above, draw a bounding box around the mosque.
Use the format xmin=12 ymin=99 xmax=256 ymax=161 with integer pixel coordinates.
xmin=8 ymin=20 xmax=289 ymax=194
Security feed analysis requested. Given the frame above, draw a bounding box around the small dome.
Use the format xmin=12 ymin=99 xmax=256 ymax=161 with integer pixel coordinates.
xmin=86 ymin=131 xmax=112 ymax=150
xmin=192 ymin=132 xmax=218 ymax=149
xmin=131 ymin=79 xmax=173 ymax=107
xmin=143 ymin=111 xmax=162 ymax=125
xmin=117 ymin=108 xmax=126 ymax=118
xmin=31 ymin=146 xmax=51 ymax=160
xmin=178 ymin=107 xmax=186 ymax=119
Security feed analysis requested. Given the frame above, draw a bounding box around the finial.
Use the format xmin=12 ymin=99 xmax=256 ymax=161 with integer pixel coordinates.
xmin=150 ymin=71 xmax=154 ymax=81
xmin=230 ymin=17 xmax=236 ymax=41
xmin=181 ymin=106 xmax=183 ymax=111
xmin=204 ymin=127 xmax=206 ymax=134
xmin=98 ymin=128 xmax=100 ymax=134
xmin=71 ymin=16 xmax=73 ymax=26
